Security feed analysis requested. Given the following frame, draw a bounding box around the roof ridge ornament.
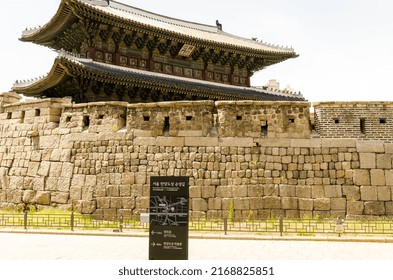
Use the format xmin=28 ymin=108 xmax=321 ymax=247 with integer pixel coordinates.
xmin=216 ymin=20 xmax=222 ymax=31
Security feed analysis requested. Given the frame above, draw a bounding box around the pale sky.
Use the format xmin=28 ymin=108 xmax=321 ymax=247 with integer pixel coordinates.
xmin=1 ymin=0 xmax=393 ymax=102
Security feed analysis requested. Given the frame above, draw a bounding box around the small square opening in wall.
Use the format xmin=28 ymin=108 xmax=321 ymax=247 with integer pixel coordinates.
xmin=236 ymin=116 xmax=242 ymax=121
xmin=7 ymin=112 xmax=12 ymax=119
xmin=35 ymin=109 xmax=41 ymax=117
xmin=380 ymin=118 xmax=387 ymax=124
xmin=66 ymin=116 xmax=72 ymax=123
xmin=98 ymin=114 xmax=104 ymax=120
xmin=143 ymin=116 xmax=150 ymax=121
xmin=186 ymin=116 xmax=193 ymax=121
xmin=288 ymin=118 xmax=295 ymax=123
xmin=333 ymin=118 xmax=340 ymax=124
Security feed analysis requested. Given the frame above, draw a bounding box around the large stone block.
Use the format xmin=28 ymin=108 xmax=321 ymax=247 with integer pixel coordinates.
xmin=6 ymin=190 xmax=22 ymax=203
xmin=263 ymin=185 xmax=279 ymax=196
xmin=97 ymin=197 xmax=110 ymax=209
xmin=27 ymin=162 xmax=40 ymax=177
xmin=386 ymin=202 xmax=393 ymax=215
xmin=61 ymin=163 xmax=74 ymax=178
xmin=39 ymin=135 xmax=60 ymax=149
xmin=298 ymin=198 xmax=313 ymax=210
xmin=70 ymin=186 xmax=82 ymax=200
xmin=357 ymin=141 xmax=385 ymax=153
xmin=202 ymin=185 xmax=216 ymax=198
xmin=370 ymin=169 xmax=385 ymax=186
xmin=262 ymin=196 xmax=281 ymax=209
xmin=122 ymin=197 xmax=135 ymax=209
xmin=364 ymin=201 xmax=385 ymax=215
xmin=185 ymin=137 xmax=219 ymax=146
xmin=81 ymin=200 xmax=96 ymax=214
xmin=377 ymin=186 xmax=391 ymax=201
xmin=119 ymin=185 xmax=131 ymax=197
xmin=311 ymin=185 xmax=325 ymax=198
xmin=71 ymin=174 xmax=86 ymax=187
xmin=22 ymin=190 xmax=36 ymax=204
xmin=82 ymin=187 xmax=94 ymax=200
xmin=386 ymin=170 xmax=393 ymax=185
xmin=360 ymin=186 xmax=377 ymax=201
xmin=192 ymin=198 xmax=208 ymax=211
xmin=281 ymin=197 xmax=298 ymax=210
xmin=296 ymin=185 xmax=311 ymax=198
xmin=324 ymin=185 xmax=342 ymax=198
xmin=353 ymin=170 xmax=370 ymax=186
xmin=342 ymin=185 xmax=360 ymax=201
xmin=359 ymin=153 xmax=376 ymax=169
xmin=331 ymin=198 xmax=346 ymax=210
xmin=216 ymin=186 xmax=232 ymax=197
xmin=106 ymin=185 xmax=119 ymax=197
xmin=321 ymin=139 xmax=356 ymax=147
xmin=249 ymin=197 xmax=263 ymax=209
xmin=35 ymin=191 xmax=51 ymax=205
xmin=37 ymin=161 xmax=51 ymax=177
xmin=51 ymin=192 xmax=69 ymax=204
xmin=189 ymin=186 xmax=201 ymax=198
xmin=110 ymin=197 xmax=122 ymax=209
xmin=376 ymin=154 xmax=392 ymax=169
xmin=234 ymin=197 xmax=250 ymax=210
xmin=279 ymin=185 xmax=296 ymax=197
xmin=219 ymin=137 xmax=253 ymax=147
xmin=156 ymin=136 xmax=185 ymax=147
xmin=248 ymin=185 xmax=263 ymax=197
xmin=208 ymin=197 xmax=222 ymax=210
xmin=232 ymin=185 xmax=247 ymax=197
xmin=57 ymin=178 xmax=71 ymax=192
xmin=313 ymin=198 xmax=331 ymax=210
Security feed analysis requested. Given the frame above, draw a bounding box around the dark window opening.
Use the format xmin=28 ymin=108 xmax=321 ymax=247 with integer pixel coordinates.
xmin=66 ymin=116 xmax=72 ymax=123
xmin=236 ymin=116 xmax=242 ymax=121
xmin=143 ymin=116 xmax=150 ymax=122
xmin=186 ymin=116 xmax=193 ymax=121
xmin=360 ymin=118 xmax=366 ymax=134
xmin=35 ymin=109 xmax=41 ymax=117
xmin=288 ymin=118 xmax=295 ymax=123
xmin=21 ymin=111 xmax=25 ymax=123
xmin=261 ymin=124 xmax=268 ymax=137
xmin=83 ymin=115 xmax=90 ymax=128
xmin=98 ymin=114 xmax=104 ymax=120
xmin=380 ymin=118 xmax=387 ymax=124
xmin=163 ymin=117 xmax=170 ymax=136
xmin=333 ymin=118 xmax=339 ymax=124
xmin=7 ymin=112 xmax=12 ymax=119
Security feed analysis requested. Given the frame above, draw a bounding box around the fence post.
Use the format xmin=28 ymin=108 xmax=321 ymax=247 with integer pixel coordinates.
xmin=279 ymin=216 xmax=284 ymax=237
xmin=24 ymin=211 xmax=28 ymax=230
xmin=224 ymin=217 xmax=228 ymax=235
xmin=71 ymin=211 xmax=74 ymax=231
xmin=119 ymin=213 xmax=123 ymax=233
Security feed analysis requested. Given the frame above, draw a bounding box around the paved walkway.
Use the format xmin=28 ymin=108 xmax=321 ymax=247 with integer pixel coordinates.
xmin=1 ymin=230 xmax=393 ymax=260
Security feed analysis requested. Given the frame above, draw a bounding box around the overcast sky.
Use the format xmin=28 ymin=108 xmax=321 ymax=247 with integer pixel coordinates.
xmin=1 ymin=0 xmax=393 ymax=102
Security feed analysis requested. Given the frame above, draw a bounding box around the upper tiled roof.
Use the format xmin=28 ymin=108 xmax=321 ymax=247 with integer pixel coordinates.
xmin=21 ymin=0 xmax=296 ymax=56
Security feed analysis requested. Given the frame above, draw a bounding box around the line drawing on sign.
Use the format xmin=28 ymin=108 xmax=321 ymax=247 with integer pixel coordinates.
xmin=150 ymin=196 xmax=188 ymax=226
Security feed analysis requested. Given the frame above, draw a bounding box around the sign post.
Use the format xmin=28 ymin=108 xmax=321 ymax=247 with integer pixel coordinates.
xmin=149 ymin=176 xmax=189 ymax=260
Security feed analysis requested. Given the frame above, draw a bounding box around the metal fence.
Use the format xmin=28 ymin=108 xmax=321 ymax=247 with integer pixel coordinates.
xmin=2 ymin=212 xmax=393 ymax=236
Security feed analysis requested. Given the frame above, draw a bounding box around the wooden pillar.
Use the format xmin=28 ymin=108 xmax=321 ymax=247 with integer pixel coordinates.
xmin=87 ymin=47 xmax=95 ymax=59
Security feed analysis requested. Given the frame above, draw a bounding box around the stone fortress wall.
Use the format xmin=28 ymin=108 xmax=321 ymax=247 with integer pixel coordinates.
xmin=1 ymin=91 xmax=393 ymax=219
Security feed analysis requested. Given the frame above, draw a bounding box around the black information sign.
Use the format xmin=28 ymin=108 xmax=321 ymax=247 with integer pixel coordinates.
xmin=149 ymin=176 xmax=189 ymax=260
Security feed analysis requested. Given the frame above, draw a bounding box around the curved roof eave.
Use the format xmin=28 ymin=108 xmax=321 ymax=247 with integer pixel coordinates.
xmin=20 ymin=0 xmax=297 ymax=58
xmin=13 ymin=52 xmax=305 ymax=101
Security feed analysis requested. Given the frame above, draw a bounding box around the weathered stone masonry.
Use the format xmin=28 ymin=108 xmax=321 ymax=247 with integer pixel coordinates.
xmin=1 ymin=92 xmax=393 ymax=218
